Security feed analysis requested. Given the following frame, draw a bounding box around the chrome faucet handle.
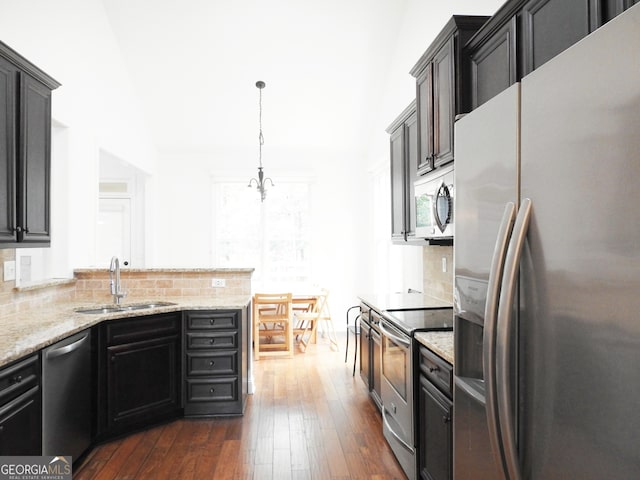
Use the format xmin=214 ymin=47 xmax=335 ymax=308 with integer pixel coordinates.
xmin=114 ymin=289 xmax=127 ymax=305
xmin=108 ymin=256 xmax=127 ymax=304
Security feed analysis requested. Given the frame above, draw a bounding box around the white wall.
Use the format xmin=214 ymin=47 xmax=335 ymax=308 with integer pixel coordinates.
xmin=0 ymin=0 xmax=157 ymax=271
xmin=152 ymin=144 xmax=368 ymax=317
xmin=0 ymin=0 xmax=505 ymax=312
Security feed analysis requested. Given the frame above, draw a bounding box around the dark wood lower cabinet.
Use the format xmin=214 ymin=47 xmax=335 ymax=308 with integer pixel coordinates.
xmin=418 ymin=377 xmax=453 ymax=480
xmin=0 ymin=306 xmax=250 ymax=457
xmin=183 ymin=309 xmax=247 ymax=416
xmin=418 ymin=346 xmax=453 ymax=480
xmin=0 ymin=386 xmax=41 ymax=455
xmin=107 ymin=335 xmax=181 ymax=432
xmin=358 ymin=308 xmax=371 ymax=390
xmin=0 ymin=354 xmax=41 ymax=455
xmin=99 ymin=313 xmax=182 ymax=438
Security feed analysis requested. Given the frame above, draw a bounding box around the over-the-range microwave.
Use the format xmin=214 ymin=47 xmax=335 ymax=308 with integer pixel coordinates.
xmin=414 ymin=164 xmax=454 ymax=241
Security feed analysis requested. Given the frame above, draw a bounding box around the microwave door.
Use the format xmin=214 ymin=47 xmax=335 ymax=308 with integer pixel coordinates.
xmin=435 ymin=182 xmax=452 ymax=233
xmin=416 ymin=192 xmax=435 ymax=236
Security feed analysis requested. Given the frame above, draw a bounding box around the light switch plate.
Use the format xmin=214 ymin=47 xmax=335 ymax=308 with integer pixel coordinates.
xmin=211 ymin=278 xmax=226 ymax=288
xmin=4 ymin=261 xmax=16 ymax=281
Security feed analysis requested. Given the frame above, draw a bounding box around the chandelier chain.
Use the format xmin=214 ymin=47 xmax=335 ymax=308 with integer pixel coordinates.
xmin=248 ymin=80 xmax=273 ymax=202
xmin=258 ymin=86 xmax=264 ymax=168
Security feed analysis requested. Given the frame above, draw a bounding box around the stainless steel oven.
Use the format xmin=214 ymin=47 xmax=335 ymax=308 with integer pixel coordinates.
xmin=380 ymin=316 xmax=416 ymax=480
xmin=380 ymin=307 xmax=454 ymax=480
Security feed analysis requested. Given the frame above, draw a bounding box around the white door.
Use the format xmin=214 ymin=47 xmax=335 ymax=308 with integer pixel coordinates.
xmin=97 ymin=198 xmax=132 ymax=267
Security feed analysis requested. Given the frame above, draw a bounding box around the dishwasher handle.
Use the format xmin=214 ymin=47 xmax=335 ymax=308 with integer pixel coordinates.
xmin=46 ymin=333 xmax=90 ymax=360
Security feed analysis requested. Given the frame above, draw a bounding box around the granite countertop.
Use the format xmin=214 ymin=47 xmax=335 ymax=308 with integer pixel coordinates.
xmin=0 ymin=295 xmax=252 ymax=368
xmin=358 ymin=292 xmax=452 ymax=312
xmin=415 ymin=331 xmax=454 ymax=365
xmin=358 ymin=292 xmax=454 ymax=364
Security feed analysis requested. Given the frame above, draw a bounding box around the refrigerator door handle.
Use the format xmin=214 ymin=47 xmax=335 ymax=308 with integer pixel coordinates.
xmin=483 ymin=201 xmax=516 ymax=479
xmin=496 ymin=197 xmax=532 ymax=480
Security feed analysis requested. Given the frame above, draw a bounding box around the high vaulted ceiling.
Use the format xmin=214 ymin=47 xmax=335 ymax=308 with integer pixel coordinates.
xmin=101 ymin=0 xmax=408 ymax=153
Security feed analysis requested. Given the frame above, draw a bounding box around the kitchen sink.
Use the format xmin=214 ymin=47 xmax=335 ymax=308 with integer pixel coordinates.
xmin=75 ymin=302 xmax=176 ymax=315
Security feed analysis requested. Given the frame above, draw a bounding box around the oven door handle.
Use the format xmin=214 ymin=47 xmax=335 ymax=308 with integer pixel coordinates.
xmin=382 ymin=407 xmax=414 ymax=453
xmin=379 ymin=322 xmax=410 ymax=348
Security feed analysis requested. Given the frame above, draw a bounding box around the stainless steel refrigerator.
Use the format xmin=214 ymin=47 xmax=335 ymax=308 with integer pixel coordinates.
xmin=453 ymin=5 xmax=640 ymax=479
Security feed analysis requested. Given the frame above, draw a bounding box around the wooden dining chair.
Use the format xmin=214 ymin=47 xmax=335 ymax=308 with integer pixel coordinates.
xmin=253 ymin=293 xmax=294 ymax=359
xmin=294 ymin=288 xmax=338 ymax=353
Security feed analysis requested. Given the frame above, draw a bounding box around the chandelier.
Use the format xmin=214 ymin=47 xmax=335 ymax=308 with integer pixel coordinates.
xmin=248 ymin=80 xmax=274 ymax=201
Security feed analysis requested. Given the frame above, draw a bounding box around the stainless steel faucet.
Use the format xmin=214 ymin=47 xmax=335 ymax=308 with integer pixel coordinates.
xmin=109 ymin=256 xmax=127 ymax=304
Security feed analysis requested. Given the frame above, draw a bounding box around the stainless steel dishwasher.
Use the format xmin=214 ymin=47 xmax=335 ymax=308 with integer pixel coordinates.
xmin=42 ymin=329 xmax=92 ymax=460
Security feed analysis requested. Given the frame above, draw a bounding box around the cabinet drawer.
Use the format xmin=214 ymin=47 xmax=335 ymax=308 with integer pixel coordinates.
xmin=186 ymin=351 xmax=237 ymax=376
xmin=106 ymin=313 xmax=181 ymax=345
xmin=0 ymin=355 xmax=39 ymax=405
xmin=419 ymin=346 xmax=453 ymax=398
xmin=186 ymin=378 xmax=238 ymax=403
xmin=186 ymin=311 xmax=238 ymax=330
xmin=186 ymin=332 xmax=237 ymax=350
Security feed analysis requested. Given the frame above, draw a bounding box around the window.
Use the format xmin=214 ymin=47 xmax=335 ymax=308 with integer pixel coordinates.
xmin=213 ymin=180 xmax=312 ymax=290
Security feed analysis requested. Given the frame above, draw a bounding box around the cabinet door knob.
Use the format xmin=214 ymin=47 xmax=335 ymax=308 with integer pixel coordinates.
xmin=443 ymin=414 xmax=451 ymax=424
xmin=210 ymin=319 xmax=215 ymax=325
xmin=209 ymin=339 xmax=215 ymax=344
xmin=209 ymin=361 xmax=215 ymax=366
xmin=429 ymin=366 xmax=439 ymax=373
xmin=209 ymin=388 xmax=215 ymax=394
xmin=12 ymin=375 xmax=23 ymax=384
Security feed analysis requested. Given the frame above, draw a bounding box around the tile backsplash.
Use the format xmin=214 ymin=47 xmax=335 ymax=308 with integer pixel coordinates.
xmin=0 ymin=249 xmax=77 ymax=316
xmin=0 ymin=249 xmax=253 ymax=317
xmin=422 ymin=244 xmax=453 ymax=304
xmin=73 ymin=269 xmax=252 ymax=303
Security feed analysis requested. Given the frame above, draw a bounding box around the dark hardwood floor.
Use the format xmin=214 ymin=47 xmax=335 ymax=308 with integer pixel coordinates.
xmin=74 ymin=334 xmax=407 ymax=479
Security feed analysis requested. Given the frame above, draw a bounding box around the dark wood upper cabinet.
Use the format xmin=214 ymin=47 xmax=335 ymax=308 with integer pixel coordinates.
xmin=387 ymin=101 xmax=421 ymax=244
xmin=410 ymin=16 xmax=489 ymax=175
xmin=415 ymin=64 xmax=434 ymax=174
xmin=432 ymin=38 xmax=455 ymax=169
xmin=19 ymin=75 xmax=52 ymax=244
xmin=465 ymin=0 xmax=638 ymax=109
xmin=389 ymin=122 xmax=406 ymax=241
xmin=521 ymin=0 xmax=601 ymax=76
xmin=0 ymin=41 xmax=59 ymax=248
xmin=0 ymin=56 xmax=18 ymax=244
xmin=467 ymin=16 xmax=518 ymax=109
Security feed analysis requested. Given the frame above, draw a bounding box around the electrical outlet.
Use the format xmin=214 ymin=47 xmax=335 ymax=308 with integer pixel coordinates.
xmin=3 ymin=261 xmax=16 ymax=281
xmin=442 ymin=257 xmax=447 ymax=273
xmin=211 ymin=278 xmax=226 ymax=288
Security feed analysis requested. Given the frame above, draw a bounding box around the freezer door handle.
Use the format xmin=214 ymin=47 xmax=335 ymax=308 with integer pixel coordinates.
xmin=483 ymin=201 xmax=516 ymax=479
xmin=496 ymin=197 xmax=532 ymax=480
